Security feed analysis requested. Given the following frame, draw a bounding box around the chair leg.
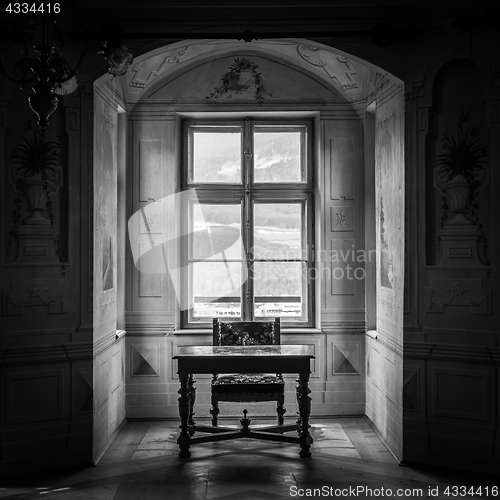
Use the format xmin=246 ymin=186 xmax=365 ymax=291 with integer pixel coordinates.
xmin=277 ymin=395 xmax=286 ymax=426
xmin=210 ymin=396 xmax=219 ymax=427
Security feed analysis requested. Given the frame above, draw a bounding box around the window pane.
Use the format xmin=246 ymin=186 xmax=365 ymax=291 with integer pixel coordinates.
xmin=254 ymin=300 xmax=303 ymax=319
xmin=253 ymin=260 xmax=304 ymax=318
xmin=253 ymin=128 xmax=303 ymax=183
xmin=191 ymin=129 xmax=241 ymax=183
xmin=253 ymin=203 xmax=302 ymax=259
xmin=253 ymin=262 xmax=305 ymax=319
xmin=191 ymin=204 xmax=241 ymax=260
xmin=191 ymin=262 xmax=242 ymax=317
xmin=253 ymin=261 xmax=303 ymax=299
xmin=192 ymin=298 xmax=241 ymax=319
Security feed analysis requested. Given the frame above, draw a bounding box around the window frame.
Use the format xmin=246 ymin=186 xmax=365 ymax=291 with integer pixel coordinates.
xmin=180 ymin=116 xmax=315 ymax=329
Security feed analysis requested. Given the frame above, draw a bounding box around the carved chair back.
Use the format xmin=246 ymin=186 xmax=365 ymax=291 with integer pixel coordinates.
xmin=213 ymin=318 xmax=280 ymax=347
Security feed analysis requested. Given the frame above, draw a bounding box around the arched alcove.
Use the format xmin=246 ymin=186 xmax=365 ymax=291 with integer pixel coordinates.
xmin=92 ymin=38 xmax=405 ymax=462
xmin=425 ymin=59 xmax=490 ymax=267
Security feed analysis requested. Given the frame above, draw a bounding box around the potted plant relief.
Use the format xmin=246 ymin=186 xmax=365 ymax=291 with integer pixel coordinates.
xmin=9 ymin=119 xmax=60 ymax=226
xmin=435 ymin=111 xmax=489 ymax=226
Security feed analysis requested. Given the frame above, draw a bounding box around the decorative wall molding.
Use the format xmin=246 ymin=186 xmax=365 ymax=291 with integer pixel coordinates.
xmin=425 ymin=281 xmax=491 ymax=315
xmin=329 ymin=138 xmax=354 ymax=200
xmin=417 ymin=108 xmax=428 ymax=132
xmin=432 ymin=366 xmax=490 ymax=422
xmin=0 ymin=343 xmax=92 ymax=366
xmin=405 ymin=341 xmax=500 ymax=366
xmin=321 ymin=320 xmax=365 ymax=333
xmin=403 ymin=366 xmax=420 ymax=412
xmin=130 ymin=97 xmax=373 ymax=107
xmin=5 ymin=369 xmax=65 ymax=425
xmin=131 ymin=344 xmax=160 ymax=377
xmin=331 ymin=206 xmax=355 ymax=232
xmin=96 ymin=357 xmax=110 ymax=409
xmin=77 ymin=368 xmax=94 ymax=414
xmin=371 ymin=326 xmax=404 ymax=357
xmin=124 ymin=323 xmax=174 ymax=336
xmin=330 ymin=238 xmax=356 ymax=296
xmin=383 ymin=355 xmax=397 ymax=406
xmin=66 ymin=107 xmax=80 ymax=132
xmin=487 ymin=101 xmax=500 ymax=125
xmin=332 ymin=341 xmax=360 ymax=375
xmin=88 ymin=109 xmax=94 ymax=315
xmin=2 ymin=280 xmax=68 ymax=316
xmin=93 ymin=327 xmax=123 ymax=359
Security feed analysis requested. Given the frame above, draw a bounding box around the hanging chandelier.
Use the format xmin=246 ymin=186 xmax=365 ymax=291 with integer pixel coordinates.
xmin=0 ymin=15 xmax=133 ymax=134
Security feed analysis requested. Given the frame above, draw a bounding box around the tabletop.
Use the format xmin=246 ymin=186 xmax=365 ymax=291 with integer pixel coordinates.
xmin=173 ymin=345 xmax=315 ymax=359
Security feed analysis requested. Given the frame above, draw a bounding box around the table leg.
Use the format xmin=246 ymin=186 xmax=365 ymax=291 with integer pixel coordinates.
xmin=296 ymin=373 xmax=313 ymax=458
xmin=176 ymin=374 xmax=191 ymax=458
xmin=188 ymin=374 xmax=196 ymax=435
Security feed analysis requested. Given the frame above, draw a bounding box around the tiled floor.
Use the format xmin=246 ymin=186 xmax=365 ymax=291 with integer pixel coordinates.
xmin=1 ymin=418 xmax=497 ymax=500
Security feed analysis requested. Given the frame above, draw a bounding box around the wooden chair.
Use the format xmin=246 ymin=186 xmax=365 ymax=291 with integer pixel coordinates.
xmin=211 ymin=317 xmax=285 ymax=426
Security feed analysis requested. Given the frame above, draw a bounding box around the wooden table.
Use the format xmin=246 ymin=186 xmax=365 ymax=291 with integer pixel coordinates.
xmin=173 ymin=345 xmax=315 ymax=459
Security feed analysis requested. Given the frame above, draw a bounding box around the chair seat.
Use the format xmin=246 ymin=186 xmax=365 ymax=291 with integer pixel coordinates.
xmin=212 ymin=373 xmax=284 ymax=394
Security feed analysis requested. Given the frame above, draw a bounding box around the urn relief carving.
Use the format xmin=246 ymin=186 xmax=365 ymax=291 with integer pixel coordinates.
xmin=434 ymin=112 xmax=489 ymax=267
xmin=7 ymin=119 xmax=64 ymax=267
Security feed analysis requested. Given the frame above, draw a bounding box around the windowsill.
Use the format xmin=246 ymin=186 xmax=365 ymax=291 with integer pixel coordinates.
xmin=173 ymin=327 xmax=322 ymax=335
xmin=116 ymin=329 xmax=126 ymax=339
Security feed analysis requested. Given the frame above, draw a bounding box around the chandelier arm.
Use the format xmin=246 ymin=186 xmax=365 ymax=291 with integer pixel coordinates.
xmin=0 ymin=57 xmax=37 ymax=85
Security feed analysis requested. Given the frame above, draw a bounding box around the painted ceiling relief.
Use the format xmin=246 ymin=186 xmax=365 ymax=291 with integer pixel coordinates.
xmin=297 ymin=45 xmax=359 ymax=90
xmin=126 ymin=39 xmax=385 ymax=103
xmin=129 ymin=46 xmax=191 ymax=90
xmin=207 ymin=58 xmax=273 ymax=103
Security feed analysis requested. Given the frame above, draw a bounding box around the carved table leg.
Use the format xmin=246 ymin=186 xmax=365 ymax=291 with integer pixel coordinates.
xmin=177 ymin=374 xmax=191 ymax=458
xmin=210 ymin=395 xmax=219 ymax=427
xmin=276 ymin=395 xmax=286 ymax=426
xmin=296 ymin=373 xmax=313 ymax=458
xmin=188 ymin=374 xmax=196 ymax=436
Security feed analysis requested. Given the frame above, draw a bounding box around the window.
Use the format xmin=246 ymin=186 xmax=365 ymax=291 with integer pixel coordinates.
xmin=181 ymin=117 xmax=314 ymax=328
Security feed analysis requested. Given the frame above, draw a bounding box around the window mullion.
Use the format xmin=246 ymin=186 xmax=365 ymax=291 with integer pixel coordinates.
xmin=242 ymin=117 xmax=254 ymax=321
